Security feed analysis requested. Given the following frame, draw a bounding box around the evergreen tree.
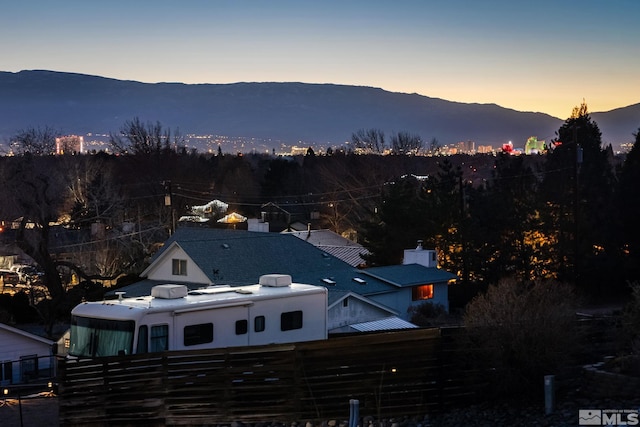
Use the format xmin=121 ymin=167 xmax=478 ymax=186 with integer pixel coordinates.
xmin=616 ymin=128 xmax=640 ymax=282
xmin=540 ymin=101 xmax=617 ymax=295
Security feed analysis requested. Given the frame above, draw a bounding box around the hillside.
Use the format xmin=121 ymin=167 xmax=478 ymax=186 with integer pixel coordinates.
xmin=0 ymin=70 xmax=637 ymax=150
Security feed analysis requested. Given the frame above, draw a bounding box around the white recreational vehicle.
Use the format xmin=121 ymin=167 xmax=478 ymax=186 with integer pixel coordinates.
xmin=69 ymin=274 xmax=328 ymax=358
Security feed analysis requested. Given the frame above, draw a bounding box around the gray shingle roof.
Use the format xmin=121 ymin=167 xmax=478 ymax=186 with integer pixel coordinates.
xmin=362 ymin=263 xmax=458 ymax=287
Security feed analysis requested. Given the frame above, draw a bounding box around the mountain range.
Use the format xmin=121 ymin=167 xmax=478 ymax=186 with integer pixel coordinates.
xmin=1 ymin=70 xmax=638 ymax=151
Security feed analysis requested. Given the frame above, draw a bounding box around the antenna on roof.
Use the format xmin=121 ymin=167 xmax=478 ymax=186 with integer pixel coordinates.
xmin=115 ymin=291 xmax=126 ymax=302
xmin=416 ymin=240 xmax=423 ymax=250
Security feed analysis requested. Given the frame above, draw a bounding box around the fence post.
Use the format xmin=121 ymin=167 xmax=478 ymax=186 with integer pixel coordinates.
xmin=544 ymin=375 xmax=555 ymax=415
xmin=349 ymin=399 xmax=359 ymax=427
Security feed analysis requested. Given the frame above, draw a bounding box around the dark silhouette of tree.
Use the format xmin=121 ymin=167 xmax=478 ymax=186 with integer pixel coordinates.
xmin=64 ymin=155 xmax=123 ymax=228
xmin=616 ymin=128 xmax=640 ymax=282
xmin=110 ymin=117 xmax=182 ymax=155
xmin=427 ymin=137 xmax=441 ymax=155
xmin=390 ymin=131 xmax=423 ymax=155
xmin=312 ymin=155 xmax=385 ymax=236
xmin=1 ymin=152 xmax=67 ymax=335
xmin=359 ymin=175 xmax=430 ymax=265
xmin=261 ymin=157 xmax=304 ymax=199
xmin=469 ymin=154 xmax=550 ymax=283
xmin=9 ymin=126 xmax=58 ymax=155
xmin=351 ymin=128 xmax=385 ymax=154
xmin=426 ymin=159 xmax=466 ymax=276
xmin=540 ymin=101 xmax=617 ymax=295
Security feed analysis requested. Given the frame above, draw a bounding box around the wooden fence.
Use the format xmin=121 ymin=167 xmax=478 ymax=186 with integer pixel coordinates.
xmin=58 ymin=317 xmax=623 ymax=426
xmin=58 ymin=327 xmax=481 ymax=426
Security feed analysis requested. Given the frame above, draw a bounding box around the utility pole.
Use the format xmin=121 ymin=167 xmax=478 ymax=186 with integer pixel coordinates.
xmin=163 ymin=180 xmax=174 ymax=235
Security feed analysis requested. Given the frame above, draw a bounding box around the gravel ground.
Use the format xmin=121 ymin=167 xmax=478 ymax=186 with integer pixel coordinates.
xmin=1 ymin=390 xmax=637 ymax=426
xmin=0 ymin=392 xmax=58 ymax=427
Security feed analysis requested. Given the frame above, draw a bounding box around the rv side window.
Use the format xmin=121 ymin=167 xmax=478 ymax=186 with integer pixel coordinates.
xmin=184 ymin=323 xmax=214 ymax=346
xmin=150 ymin=325 xmax=169 ymax=352
xmin=137 ymin=325 xmax=148 ymax=353
xmin=235 ymin=320 xmax=248 ymax=335
xmin=254 ymin=316 xmax=266 ymax=332
xmin=172 ymin=259 xmax=187 ymax=276
xmin=281 ymin=310 xmax=303 ymax=331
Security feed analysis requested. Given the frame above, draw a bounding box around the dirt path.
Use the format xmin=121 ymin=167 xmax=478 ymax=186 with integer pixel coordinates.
xmin=0 ymin=393 xmax=58 ymax=427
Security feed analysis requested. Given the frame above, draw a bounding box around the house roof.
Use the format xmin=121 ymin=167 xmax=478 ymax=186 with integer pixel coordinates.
xmin=285 ymin=229 xmax=361 ymax=247
xmin=135 ymin=227 xmax=395 ymax=296
xmin=285 ymin=229 xmax=370 ymax=267
xmin=0 ymin=322 xmax=55 ymax=346
xmin=347 ymin=317 xmax=418 ymax=332
xmin=315 ymin=246 xmax=368 ymax=267
xmin=362 ymin=263 xmax=458 ymax=287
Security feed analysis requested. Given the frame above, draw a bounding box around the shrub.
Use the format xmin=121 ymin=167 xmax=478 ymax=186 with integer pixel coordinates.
xmin=463 ymin=277 xmax=577 ymax=397
xmin=407 ymin=301 xmax=451 ymax=327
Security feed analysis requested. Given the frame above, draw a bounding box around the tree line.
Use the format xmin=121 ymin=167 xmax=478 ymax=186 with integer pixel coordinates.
xmin=1 ymin=104 xmax=639 ymax=335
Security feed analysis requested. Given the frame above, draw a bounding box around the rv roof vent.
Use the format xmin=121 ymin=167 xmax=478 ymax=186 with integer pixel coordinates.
xmin=152 ymin=284 xmax=188 ymax=299
xmin=322 ymin=278 xmax=336 ymax=285
xmin=259 ymin=274 xmax=292 ymax=287
xmin=352 ymin=277 xmax=366 ymax=284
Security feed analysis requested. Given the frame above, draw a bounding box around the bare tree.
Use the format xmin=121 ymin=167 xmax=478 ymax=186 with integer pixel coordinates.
xmin=9 ymin=126 xmax=58 ymax=155
xmin=1 ymin=152 xmax=67 ymax=335
xmin=110 ymin=117 xmax=182 ymax=155
xmin=351 ymin=128 xmax=386 ymax=154
xmin=390 ymin=131 xmax=423 ymax=155
xmin=428 ymin=137 xmax=441 ymax=155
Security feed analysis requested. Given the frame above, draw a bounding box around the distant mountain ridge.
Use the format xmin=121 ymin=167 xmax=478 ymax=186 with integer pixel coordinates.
xmin=0 ymin=70 xmax=637 ymax=150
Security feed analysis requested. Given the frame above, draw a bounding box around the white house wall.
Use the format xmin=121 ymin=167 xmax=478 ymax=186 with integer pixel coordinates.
xmin=0 ymin=328 xmax=54 ymax=385
xmin=328 ymin=296 xmax=394 ymax=330
xmin=145 ymin=245 xmax=211 ymax=284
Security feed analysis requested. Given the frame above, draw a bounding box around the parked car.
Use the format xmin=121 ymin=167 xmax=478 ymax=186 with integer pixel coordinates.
xmin=0 ymin=269 xmax=20 ymax=286
xmin=10 ymin=264 xmax=43 ymax=282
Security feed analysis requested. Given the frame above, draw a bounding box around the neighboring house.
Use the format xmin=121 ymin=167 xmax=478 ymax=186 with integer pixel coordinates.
xmin=259 ymin=202 xmax=319 ymax=232
xmin=0 ymin=323 xmax=55 ymax=385
xmin=327 ymin=290 xmax=416 ymax=333
xmin=362 ymin=243 xmax=457 ymax=313
xmin=284 ymin=228 xmax=370 ymax=267
xmin=112 ymin=227 xmax=457 ymax=328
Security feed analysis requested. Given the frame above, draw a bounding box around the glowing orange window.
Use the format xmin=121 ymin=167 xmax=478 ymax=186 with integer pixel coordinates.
xmin=412 ymin=284 xmax=434 ymax=301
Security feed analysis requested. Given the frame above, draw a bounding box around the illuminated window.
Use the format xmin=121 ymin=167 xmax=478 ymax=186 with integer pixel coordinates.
xmin=412 ymin=284 xmax=434 ymax=301
xmin=172 ymin=259 xmax=187 ymax=276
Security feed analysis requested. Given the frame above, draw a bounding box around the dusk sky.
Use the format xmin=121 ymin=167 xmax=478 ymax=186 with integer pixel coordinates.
xmin=2 ymin=0 xmax=639 ymax=119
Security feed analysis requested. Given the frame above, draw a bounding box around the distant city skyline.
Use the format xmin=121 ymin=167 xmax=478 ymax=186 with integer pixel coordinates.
xmin=1 ymin=1 xmax=639 ymax=119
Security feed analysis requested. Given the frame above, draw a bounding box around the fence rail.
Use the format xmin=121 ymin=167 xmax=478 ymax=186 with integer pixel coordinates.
xmin=1 ymin=354 xmax=56 ymax=393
